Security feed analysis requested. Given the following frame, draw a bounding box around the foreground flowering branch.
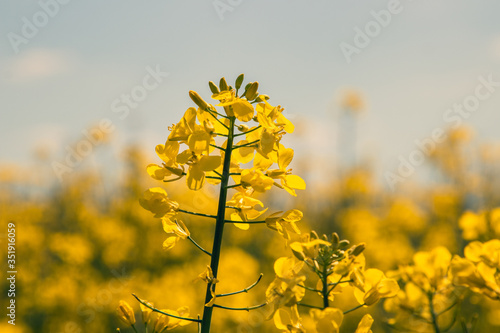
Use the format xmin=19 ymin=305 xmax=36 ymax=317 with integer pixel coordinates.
xmin=265 ymin=231 xmax=398 ymax=332
xmin=118 ymin=74 xmax=306 ymax=333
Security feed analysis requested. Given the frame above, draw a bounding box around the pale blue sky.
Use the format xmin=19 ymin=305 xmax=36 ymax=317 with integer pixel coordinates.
xmin=1 ymin=0 xmax=500 ymax=186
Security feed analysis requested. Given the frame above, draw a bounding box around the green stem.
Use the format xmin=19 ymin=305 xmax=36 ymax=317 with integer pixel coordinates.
xmin=216 ymin=274 xmax=263 ymax=297
xmin=210 ymin=144 xmax=225 ymax=151
xmin=206 ymin=108 xmax=229 ymax=127
xmin=428 ymin=292 xmax=441 ymax=333
xmin=233 ymin=140 xmax=259 ymax=149
xmin=132 ymin=294 xmax=201 ymax=323
xmin=234 ymin=125 xmax=262 ymax=137
xmin=343 ymin=303 xmax=365 ymax=315
xmin=321 ymin=265 xmax=329 ymax=308
xmin=188 ymin=236 xmax=211 ymax=256
xmin=212 ymin=302 xmax=267 ymax=311
xmin=297 ymin=284 xmax=321 ymax=293
xmin=131 ymin=324 xmax=139 ymax=333
xmin=200 ymin=116 xmax=236 ymax=333
xmin=178 ymin=209 xmax=217 ymax=219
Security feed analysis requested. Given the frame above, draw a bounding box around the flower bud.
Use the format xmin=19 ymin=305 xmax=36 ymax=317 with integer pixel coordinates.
xmin=339 ymin=240 xmax=350 ymax=250
xmin=117 ymin=300 xmax=136 ymax=326
xmin=350 ymin=243 xmax=366 ymax=256
xmin=139 ymin=301 xmax=154 ymax=326
xmin=255 ymin=94 xmax=270 ymax=102
xmin=331 ymin=233 xmax=340 ymax=248
xmin=291 ymin=247 xmax=306 ymax=261
xmin=235 ymin=73 xmax=244 ymax=90
xmin=245 ymin=82 xmax=259 ymax=100
xmin=219 ymin=77 xmax=228 ymax=91
xmin=208 ymin=81 xmax=219 ymax=94
xmin=237 ymin=124 xmax=250 ymax=132
xmin=189 ymin=91 xmax=209 ymax=110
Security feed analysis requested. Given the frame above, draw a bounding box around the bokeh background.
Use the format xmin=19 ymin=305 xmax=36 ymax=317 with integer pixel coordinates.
xmin=1 ymin=1 xmax=500 ymax=332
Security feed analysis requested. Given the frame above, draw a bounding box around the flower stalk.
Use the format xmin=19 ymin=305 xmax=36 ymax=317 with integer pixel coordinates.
xmin=200 ymin=114 xmax=235 ymax=333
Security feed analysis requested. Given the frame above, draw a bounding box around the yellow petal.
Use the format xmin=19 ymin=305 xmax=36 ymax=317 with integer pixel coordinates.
xmin=188 ymin=129 xmax=211 ymax=155
xmin=146 ymin=164 xmax=171 ymax=180
xmin=354 ymin=314 xmax=374 ymax=333
xmin=285 ymin=175 xmax=306 ymax=190
xmin=278 ymin=147 xmax=294 ymax=169
xmin=198 ymin=155 xmax=222 ymax=172
xmin=231 ymin=99 xmax=254 ymax=122
xmin=233 ymin=140 xmax=255 ymax=164
xmin=162 ymin=235 xmax=179 ymax=250
xmin=187 ymin=165 xmax=205 ymax=190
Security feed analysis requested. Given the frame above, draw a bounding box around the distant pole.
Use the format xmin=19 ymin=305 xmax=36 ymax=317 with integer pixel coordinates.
xmin=337 ymin=90 xmax=364 ymax=170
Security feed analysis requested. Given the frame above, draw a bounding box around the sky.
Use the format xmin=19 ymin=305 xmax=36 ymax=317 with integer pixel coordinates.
xmin=1 ymin=0 xmax=500 ymax=189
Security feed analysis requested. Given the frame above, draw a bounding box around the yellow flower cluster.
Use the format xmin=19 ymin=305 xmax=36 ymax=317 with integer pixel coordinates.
xmin=130 ymin=75 xmax=307 ymax=333
xmin=117 ymin=299 xmax=193 ymax=332
xmin=451 ymin=240 xmax=500 ymax=300
xmin=266 ymin=232 xmax=397 ymax=332
xmin=384 ymin=247 xmax=464 ymax=332
xmin=139 ymin=75 xmax=306 ymax=248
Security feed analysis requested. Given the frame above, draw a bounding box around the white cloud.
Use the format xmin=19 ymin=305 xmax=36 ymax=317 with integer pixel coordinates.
xmin=4 ymin=48 xmax=76 ymax=83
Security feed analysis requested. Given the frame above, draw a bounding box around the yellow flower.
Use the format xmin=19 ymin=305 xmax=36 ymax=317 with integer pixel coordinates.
xmin=459 ymin=211 xmax=487 ymax=240
xmin=139 ymin=187 xmax=179 ymax=218
xmin=266 ymin=257 xmax=306 ymax=317
xmin=139 ymin=301 xmax=154 ymax=326
xmin=255 ymin=101 xmax=294 ymax=133
xmin=353 ymin=269 xmax=399 ymax=305
xmin=465 ymin=239 xmax=500 ymax=269
xmin=266 ymin=146 xmax=306 ymax=196
xmin=212 ymin=90 xmax=255 ymax=121
xmin=273 ymin=305 xmax=305 ymax=333
xmin=245 ymin=103 xmax=292 ymax=158
xmin=168 ymin=107 xmax=216 ymax=155
xmin=290 ymin=237 xmax=330 ymax=262
xmin=354 ymin=314 xmax=374 ymax=333
xmin=265 ymin=210 xmax=303 ymax=240
xmin=450 ymin=255 xmax=500 ymax=300
xmin=116 ymin=300 xmax=136 ymax=326
xmin=310 ymin=307 xmax=343 ymax=333
xmin=197 ymin=266 xmax=219 ymax=307
xmin=168 ymin=107 xmax=197 ymax=142
xmin=161 ymin=218 xmax=190 ymax=250
xmin=274 ymin=257 xmax=305 ymax=282
xmin=146 ymin=141 xmax=183 ymax=181
xmin=266 ymin=277 xmax=305 ymax=318
xmin=410 ymin=246 xmax=452 ymax=291
xmin=240 ymin=167 xmax=274 ymax=192
xmin=226 ymin=192 xmax=267 ymax=230
xmin=176 ymin=150 xmax=221 ymax=190
xmin=153 ymin=307 xmax=192 ymax=332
